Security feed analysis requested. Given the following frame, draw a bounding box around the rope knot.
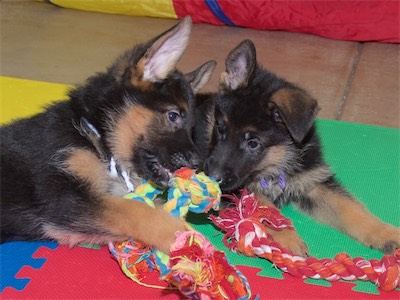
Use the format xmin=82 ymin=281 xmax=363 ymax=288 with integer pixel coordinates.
xmin=211 ymin=189 xmax=400 ymax=292
xmin=210 ymin=190 xmax=294 ymax=253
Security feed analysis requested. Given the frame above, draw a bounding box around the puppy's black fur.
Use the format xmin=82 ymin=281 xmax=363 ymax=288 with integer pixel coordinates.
xmin=194 ymin=40 xmax=399 ymax=255
xmin=0 ymin=17 xmax=216 ymax=253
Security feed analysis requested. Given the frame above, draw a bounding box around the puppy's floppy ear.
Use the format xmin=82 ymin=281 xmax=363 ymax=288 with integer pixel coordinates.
xmin=184 ymin=60 xmax=217 ymax=93
xmin=271 ymin=88 xmax=320 ymax=143
xmin=220 ymin=39 xmax=256 ymax=90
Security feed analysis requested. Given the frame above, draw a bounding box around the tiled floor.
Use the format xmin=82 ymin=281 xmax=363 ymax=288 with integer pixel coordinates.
xmin=1 ymin=1 xmax=399 ymax=128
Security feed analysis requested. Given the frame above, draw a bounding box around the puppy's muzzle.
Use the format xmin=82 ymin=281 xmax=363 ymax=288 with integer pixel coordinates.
xmin=204 ymin=158 xmax=239 ymax=191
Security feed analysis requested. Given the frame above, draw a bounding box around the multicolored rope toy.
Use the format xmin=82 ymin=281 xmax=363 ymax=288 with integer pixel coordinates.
xmin=109 ymin=168 xmax=252 ymax=299
xmin=210 ymin=190 xmax=400 ymax=292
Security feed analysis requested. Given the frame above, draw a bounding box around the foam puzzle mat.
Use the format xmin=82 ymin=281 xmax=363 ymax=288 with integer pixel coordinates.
xmin=1 ymin=76 xmax=399 ymax=299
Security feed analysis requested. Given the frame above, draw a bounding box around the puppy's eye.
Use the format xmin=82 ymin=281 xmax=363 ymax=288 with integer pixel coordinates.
xmin=167 ymin=111 xmax=180 ymax=122
xmin=217 ymin=125 xmax=225 ymax=135
xmin=244 ymin=133 xmax=261 ymax=150
xmin=273 ymin=108 xmax=282 ymax=122
xmin=247 ymin=139 xmax=260 ymax=150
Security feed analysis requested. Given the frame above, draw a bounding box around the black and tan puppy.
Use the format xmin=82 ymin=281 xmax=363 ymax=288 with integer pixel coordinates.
xmin=194 ymin=40 xmax=399 ymax=255
xmin=0 ymin=17 xmax=216 ymax=254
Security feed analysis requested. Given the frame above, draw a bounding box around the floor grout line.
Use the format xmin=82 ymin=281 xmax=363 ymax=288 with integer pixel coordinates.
xmin=335 ymin=42 xmax=364 ymax=120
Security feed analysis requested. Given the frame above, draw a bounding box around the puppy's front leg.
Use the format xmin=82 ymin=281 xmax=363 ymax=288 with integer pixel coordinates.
xmin=101 ymin=196 xmax=187 ymax=253
xmin=302 ymin=184 xmax=399 ymax=253
xmin=256 ymin=194 xmax=309 ymax=256
xmin=64 ymin=148 xmax=186 ymax=253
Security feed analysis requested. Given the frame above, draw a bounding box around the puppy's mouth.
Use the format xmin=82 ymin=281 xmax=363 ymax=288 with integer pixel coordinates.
xmin=144 ymin=152 xmax=172 ymax=186
xmin=219 ymin=180 xmax=243 ymax=193
xmin=219 ymin=172 xmax=256 ymax=193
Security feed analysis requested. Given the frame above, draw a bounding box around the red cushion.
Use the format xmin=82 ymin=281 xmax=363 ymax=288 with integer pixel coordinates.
xmin=173 ymin=0 xmax=399 ymax=43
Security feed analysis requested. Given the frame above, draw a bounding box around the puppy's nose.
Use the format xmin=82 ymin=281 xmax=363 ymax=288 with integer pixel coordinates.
xmin=209 ymin=172 xmax=222 ymax=182
xmin=204 ymin=158 xmax=223 ymax=182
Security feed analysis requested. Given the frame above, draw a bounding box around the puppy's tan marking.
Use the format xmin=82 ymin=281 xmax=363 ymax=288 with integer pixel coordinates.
xmin=254 ymin=145 xmax=288 ymax=172
xmin=271 ymin=88 xmax=316 ymax=114
xmin=108 ymin=106 xmax=153 ymax=162
xmin=177 ymin=100 xmax=189 ymax=113
xmin=66 ymin=148 xmax=109 ymax=195
xmin=308 ymin=184 xmax=400 ymax=251
xmin=270 ymin=88 xmax=296 ymax=114
xmin=287 ymin=166 xmax=333 ymax=196
xmin=242 ymin=125 xmax=258 ymax=134
xmin=130 ymin=60 xmax=152 ymax=91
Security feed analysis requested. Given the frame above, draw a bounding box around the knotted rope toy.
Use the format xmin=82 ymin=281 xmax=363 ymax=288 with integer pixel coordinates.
xmin=109 ymin=168 xmax=252 ymax=299
xmin=210 ymin=190 xmax=400 ymax=292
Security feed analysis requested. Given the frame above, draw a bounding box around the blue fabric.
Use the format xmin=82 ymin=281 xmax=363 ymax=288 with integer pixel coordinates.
xmin=204 ymin=0 xmax=235 ymax=26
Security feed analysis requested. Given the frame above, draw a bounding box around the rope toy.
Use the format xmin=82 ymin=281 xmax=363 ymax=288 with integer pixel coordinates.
xmin=210 ymin=189 xmax=400 ymax=292
xmin=109 ymin=168 xmax=252 ymax=299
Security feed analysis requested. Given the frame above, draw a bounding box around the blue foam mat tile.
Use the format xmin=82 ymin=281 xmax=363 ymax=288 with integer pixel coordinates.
xmin=0 ymin=241 xmax=58 ymax=292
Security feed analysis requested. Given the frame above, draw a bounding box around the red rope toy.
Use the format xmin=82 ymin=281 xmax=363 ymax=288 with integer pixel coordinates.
xmin=210 ymin=190 xmax=400 ymax=292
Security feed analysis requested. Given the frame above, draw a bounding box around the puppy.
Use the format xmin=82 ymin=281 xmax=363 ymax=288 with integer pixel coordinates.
xmin=0 ymin=17 xmax=217 ymax=254
xmin=193 ymin=40 xmax=399 ymax=256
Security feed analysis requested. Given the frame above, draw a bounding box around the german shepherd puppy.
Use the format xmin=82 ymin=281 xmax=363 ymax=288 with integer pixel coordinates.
xmin=0 ymin=17 xmax=217 ymax=254
xmin=194 ymin=40 xmax=399 ymax=256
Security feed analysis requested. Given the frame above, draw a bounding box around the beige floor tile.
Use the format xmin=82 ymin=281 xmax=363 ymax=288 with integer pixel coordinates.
xmin=339 ymin=43 xmax=400 ymax=128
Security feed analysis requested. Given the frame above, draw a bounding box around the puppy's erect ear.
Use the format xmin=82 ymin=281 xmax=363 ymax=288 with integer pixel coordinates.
xmin=184 ymin=60 xmax=217 ymax=93
xmin=220 ymin=39 xmax=256 ymax=90
xmin=271 ymin=88 xmax=320 ymax=143
xmin=141 ymin=16 xmax=192 ymax=82
xmin=111 ymin=17 xmax=192 ymax=88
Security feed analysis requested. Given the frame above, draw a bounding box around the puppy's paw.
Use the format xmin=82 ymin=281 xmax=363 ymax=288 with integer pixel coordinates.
xmin=270 ymin=229 xmax=309 ymax=257
xmin=362 ymin=224 xmax=400 ymax=254
xmin=368 ymin=225 xmax=400 ymax=254
xmin=382 ymin=240 xmax=400 ymax=254
xmin=150 ymin=208 xmax=188 ymax=254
